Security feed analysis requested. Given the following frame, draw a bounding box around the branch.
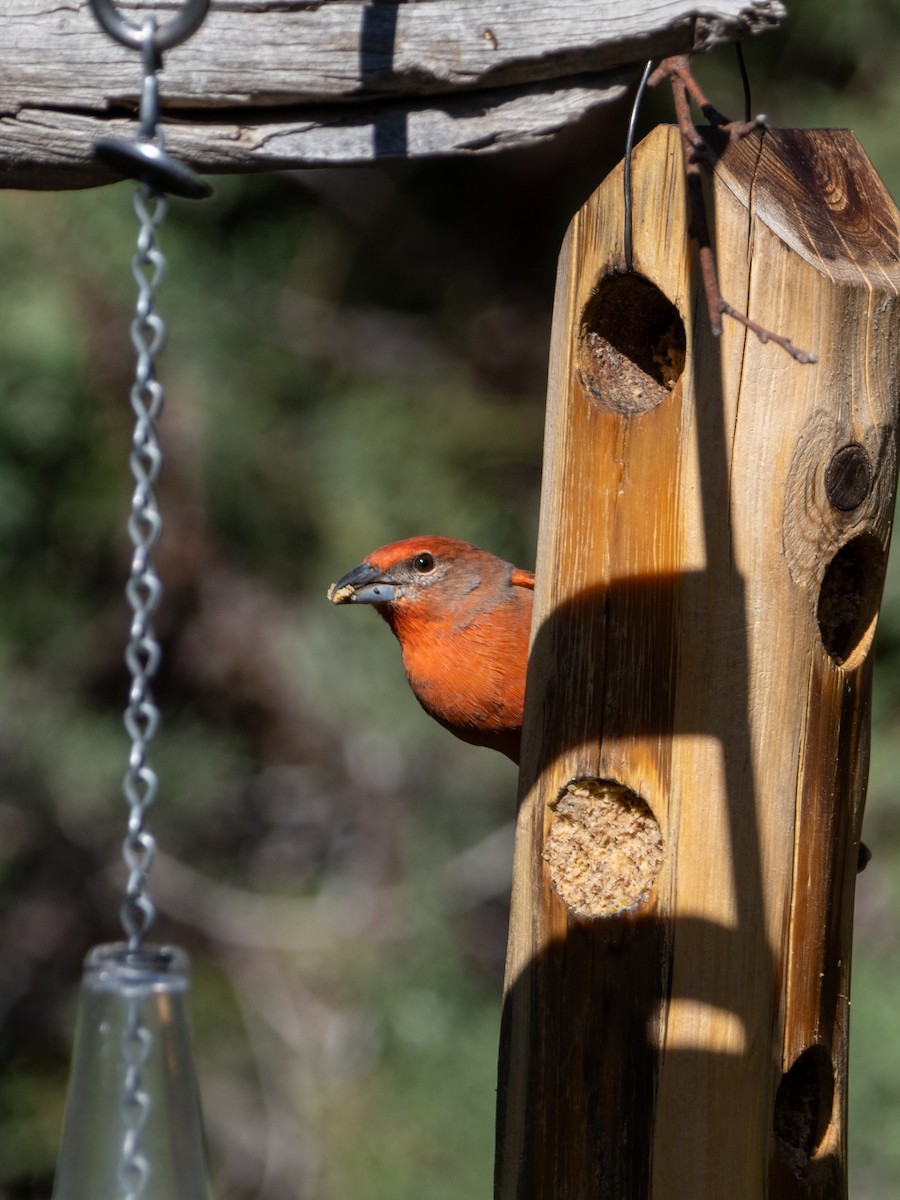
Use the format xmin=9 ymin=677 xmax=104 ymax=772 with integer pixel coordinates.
xmin=649 ymin=55 xmax=817 ymax=365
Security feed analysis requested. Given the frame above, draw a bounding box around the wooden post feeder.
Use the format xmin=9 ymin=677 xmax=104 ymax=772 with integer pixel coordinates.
xmin=498 ymin=124 xmax=900 ymax=1198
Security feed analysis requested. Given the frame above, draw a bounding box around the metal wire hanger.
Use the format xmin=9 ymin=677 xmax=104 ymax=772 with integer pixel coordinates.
xmin=623 ymin=44 xmax=755 ymax=276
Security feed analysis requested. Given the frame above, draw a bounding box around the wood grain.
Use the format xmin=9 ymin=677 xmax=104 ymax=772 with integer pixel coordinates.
xmin=497 ymin=124 xmax=900 ymax=1199
xmin=2 ymin=0 xmax=785 ymax=184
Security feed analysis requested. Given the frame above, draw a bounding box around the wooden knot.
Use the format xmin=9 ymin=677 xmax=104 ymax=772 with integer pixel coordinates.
xmin=824 ymin=443 xmax=872 ymax=511
xmin=783 ymin=411 xmax=893 ymax=667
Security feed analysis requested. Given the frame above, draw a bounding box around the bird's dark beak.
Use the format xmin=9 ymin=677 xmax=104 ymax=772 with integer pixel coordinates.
xmin=327 ymin=561 xmax=398 ymax=605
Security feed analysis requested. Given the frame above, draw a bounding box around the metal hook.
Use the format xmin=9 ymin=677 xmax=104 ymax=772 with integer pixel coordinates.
xmin=89 ymin=0 xmax=210 ymax=55
xmin=624 ymin=59 xmax=654 ymax=275
xmin=90 ymin=1 xmax=212 ymax=198
xmin=95 ymin=139 xmax=213 ymax=199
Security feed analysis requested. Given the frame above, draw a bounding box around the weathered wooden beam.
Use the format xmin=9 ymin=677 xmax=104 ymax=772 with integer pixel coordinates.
xmin=3 ymin=0 xmax=785 ymax=187
xmin=498 ymin=124 xmax=900 ymax=1198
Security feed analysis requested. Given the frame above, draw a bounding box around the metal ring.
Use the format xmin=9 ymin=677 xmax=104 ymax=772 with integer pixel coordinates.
xmin=89 ymin=0 xmax=210 ymax=54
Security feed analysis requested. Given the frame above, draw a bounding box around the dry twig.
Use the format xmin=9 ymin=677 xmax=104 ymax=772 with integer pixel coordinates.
xmin=649 ymin=55 xmax=817 ymax=365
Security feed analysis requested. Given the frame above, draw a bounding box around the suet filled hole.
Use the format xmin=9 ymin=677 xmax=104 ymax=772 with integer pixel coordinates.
xmin=816 ymin=532 xmax=885 ymax=667
xmin=577 ymin=274 xmax=685 ymax=415
xmin=774 ymin=1045 xmax=834 ymax=1175
xmin=544 ymin=778 xmax=662 ymax=917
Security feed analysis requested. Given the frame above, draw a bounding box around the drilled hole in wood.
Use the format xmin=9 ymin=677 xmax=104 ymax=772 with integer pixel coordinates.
xmin=577 ymin=274 xmax=685 ymax=415
xmin=774 ymin=1045 xmax=834 ymax=1176
xmin=816 ymin=532 xmax=886 ymax=667
xmin=544 ymin=778 xmax=662 ymax=917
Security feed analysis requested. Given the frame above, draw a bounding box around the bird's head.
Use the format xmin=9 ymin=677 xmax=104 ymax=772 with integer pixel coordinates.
xmin=327 ymin=535 xmax=533 ymax=621
xmin=328 ymin=535 xmax=534 ymax=760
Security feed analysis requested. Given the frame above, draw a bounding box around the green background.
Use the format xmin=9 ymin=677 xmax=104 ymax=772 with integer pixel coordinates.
xmin=2 ymin=1 xmax=900 ymax=1195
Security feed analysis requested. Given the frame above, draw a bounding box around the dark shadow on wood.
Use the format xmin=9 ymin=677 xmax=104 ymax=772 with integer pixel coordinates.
xmin=360 ymin=3 xmax=408 ymax=157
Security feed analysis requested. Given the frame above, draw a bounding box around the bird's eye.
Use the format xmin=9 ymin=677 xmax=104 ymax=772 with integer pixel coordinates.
xmin=412 ymin=552 xmax=436 ymax=574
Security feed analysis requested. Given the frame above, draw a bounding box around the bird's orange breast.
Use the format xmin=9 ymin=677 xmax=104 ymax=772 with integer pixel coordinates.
xmin=389 ymin=589 xmax=532 ymax=760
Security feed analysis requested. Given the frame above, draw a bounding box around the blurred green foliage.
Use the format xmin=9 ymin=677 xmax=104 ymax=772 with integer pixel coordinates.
xmin=2 ymin=0 xmax=900 ymax=1196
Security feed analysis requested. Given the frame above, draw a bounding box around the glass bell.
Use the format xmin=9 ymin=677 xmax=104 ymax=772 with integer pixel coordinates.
xmin=53 ymin=942 xmax=212 ymax=1200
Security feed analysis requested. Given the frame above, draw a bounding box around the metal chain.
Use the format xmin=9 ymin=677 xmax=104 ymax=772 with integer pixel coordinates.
xmin=117 ymin=31 xmax=171 ymax=1200
xmin=120 ymin=183 xmax=167 ymax=952
xmin=117 ymin=16 xmax=170 ymax=959
xmin=84 ymin=5 xmax=211 ymax=1197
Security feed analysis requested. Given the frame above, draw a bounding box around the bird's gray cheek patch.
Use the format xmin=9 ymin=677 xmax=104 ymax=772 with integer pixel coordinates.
xmin=544 ymin=778 xmax=662 ymax=917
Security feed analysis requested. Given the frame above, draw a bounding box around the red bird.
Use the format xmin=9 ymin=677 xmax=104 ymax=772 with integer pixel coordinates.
xmin=328 ymin=536 xmax=534 ymax=762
